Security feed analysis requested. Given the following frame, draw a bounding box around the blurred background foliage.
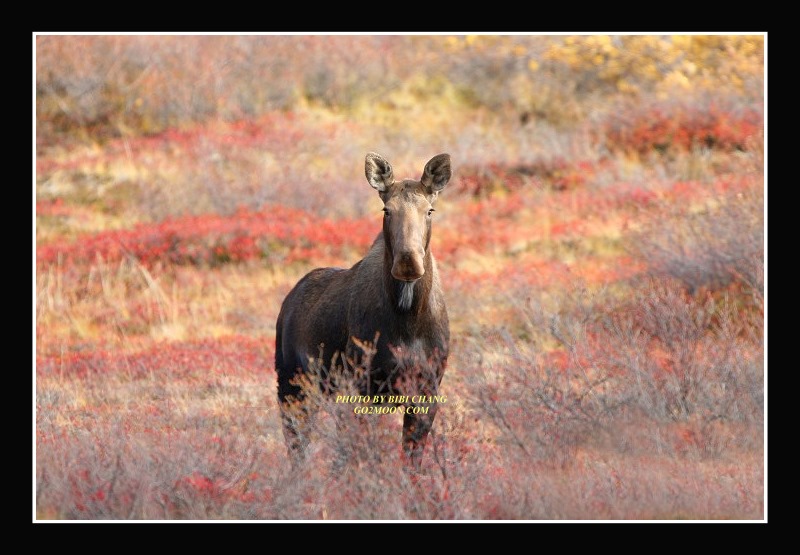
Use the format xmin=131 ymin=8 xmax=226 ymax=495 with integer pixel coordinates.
xmin=35 ymin=35 xmax=765 ymax=520
xmin=36 ymin=35 xmax=763 ymax=146
xmin=35 ymin=35 xmax=764 ymax=221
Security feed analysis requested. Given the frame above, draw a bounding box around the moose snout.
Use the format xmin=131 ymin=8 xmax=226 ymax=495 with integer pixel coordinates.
xmin=392 ymin=250 xmax=425 ymax=281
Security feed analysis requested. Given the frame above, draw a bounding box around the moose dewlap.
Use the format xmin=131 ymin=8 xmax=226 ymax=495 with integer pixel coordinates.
xmin=275 ymin=152 xmax=452 ymax=468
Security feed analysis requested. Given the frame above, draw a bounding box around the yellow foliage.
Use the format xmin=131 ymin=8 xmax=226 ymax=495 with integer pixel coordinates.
xmin=662 ymin=70 xmax=692 ymax=91
xmin=540 ymin=34 xmax=763 ymax=96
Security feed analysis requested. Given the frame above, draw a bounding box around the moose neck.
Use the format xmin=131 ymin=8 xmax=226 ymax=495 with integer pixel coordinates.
xmin=382 ymin=238 xmax=434 ymax=317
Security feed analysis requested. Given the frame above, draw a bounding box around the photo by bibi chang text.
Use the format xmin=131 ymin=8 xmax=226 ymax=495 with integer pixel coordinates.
xmin=335 ymin=395 xmax=448 ymax=415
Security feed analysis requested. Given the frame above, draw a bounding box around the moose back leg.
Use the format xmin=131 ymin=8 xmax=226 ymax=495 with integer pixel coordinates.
xmin=402 ymin=405 xmax=438 ymax=470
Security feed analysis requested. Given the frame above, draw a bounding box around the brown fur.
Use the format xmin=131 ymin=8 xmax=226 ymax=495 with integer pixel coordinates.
xmin=275 ymin=152 xmax=452 ymax=468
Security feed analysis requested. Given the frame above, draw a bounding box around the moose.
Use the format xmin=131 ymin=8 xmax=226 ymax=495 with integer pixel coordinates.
xmin=275 ymin=152 xmax=452 ymax=468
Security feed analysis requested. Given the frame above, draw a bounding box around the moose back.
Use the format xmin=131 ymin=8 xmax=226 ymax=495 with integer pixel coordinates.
xmin=275 ymin=152 xmax=452 ymax=467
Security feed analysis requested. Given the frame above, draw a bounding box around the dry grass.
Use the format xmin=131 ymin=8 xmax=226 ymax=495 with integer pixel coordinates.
xmin=35 ymin=35 xmax=764 ymax=520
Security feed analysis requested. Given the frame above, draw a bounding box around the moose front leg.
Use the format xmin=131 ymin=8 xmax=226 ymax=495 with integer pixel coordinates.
xmin=279 ymin=392 xmax=319 ymax=468
xmin=280 ymin=403 xmax=309 ymax=462
xmin=402 ymin=404 xmax=438 ymax=470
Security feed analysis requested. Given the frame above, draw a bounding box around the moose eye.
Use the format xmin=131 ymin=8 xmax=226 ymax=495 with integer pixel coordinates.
xmin=382 ymin=208 xmax=390 ymax=217
xmin=427 ymin=208 xmax=435 ymax=217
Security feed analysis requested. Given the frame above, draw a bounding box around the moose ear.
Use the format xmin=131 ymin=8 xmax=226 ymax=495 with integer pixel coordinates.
xmin=421 ymin=153 xmax=451 ymax=194
xmin=365 ymin=152 xmax=394 ymax=194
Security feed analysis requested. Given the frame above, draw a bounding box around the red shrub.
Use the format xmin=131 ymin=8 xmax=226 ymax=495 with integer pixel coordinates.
xmin=37 ymin=205 xmax=376 ymax=271
xmin=601 ymin=100 xmax=763 ymax=155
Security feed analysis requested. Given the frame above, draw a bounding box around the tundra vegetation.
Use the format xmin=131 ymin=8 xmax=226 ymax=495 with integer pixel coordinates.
xmin=36 ymin=35 xmax=764 ymax=520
